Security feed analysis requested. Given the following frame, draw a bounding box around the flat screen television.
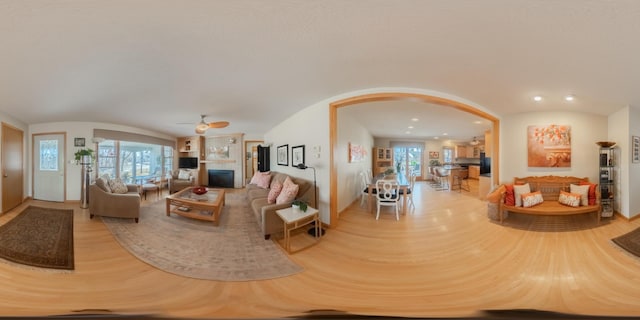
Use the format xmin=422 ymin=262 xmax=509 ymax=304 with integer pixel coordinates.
xmin=178 ymin=157 xmax=199 ymax=169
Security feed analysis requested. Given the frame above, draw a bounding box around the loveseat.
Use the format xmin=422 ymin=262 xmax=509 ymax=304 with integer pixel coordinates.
xmin=246 ymin=171 xmax=313 ymax=239
xmin=89 ymin=177 xmax=141 ymax=222
xmin=487 ymin=175 xmax=601 ymax=223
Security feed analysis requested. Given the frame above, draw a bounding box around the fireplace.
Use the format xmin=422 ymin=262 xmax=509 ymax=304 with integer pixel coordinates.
xmin=208 ymin=169 xmax=234 ymax=188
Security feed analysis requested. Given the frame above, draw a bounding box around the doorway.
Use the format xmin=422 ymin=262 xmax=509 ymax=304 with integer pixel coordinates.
xmin=244 ymin=140 xmax=263 ymax=185
xmin=330 ymin=92 xmax=500 ymax=227
xmin=2 ymin=123 xmax=24 ymax=212
xmin=33 ymin=133 xmax=66 ymax=202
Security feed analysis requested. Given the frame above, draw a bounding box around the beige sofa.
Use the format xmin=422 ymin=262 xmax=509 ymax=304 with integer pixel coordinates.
xmin=246 ymin=172 xmax=314 ymax=239
xmin=89 ymin=182 xmax=141 ymax=223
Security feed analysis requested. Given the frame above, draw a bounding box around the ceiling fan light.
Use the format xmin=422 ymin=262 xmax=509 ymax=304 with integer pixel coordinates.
xmin=469 ymin=136 xmax=480 ymax=146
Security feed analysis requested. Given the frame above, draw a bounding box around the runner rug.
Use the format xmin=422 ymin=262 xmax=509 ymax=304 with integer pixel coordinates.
xmin=0 ymin=206 xmax=74 ymax=270
xmin=612 ymin=227 xmax=640 ymax=258
xmin=101 ymin=190 xmax=302 ymax=281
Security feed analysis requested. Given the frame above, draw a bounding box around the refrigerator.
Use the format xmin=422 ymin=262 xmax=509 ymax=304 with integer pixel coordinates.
xmin=480 ymin=152 xmax=491 ymax=174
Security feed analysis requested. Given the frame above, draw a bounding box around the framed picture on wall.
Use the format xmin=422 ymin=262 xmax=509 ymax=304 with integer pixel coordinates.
xmin=277 ymin=144 xmax=288 ymax=166
xmin=428 ymin=151 xmax=439 ymax=159
xmin=74 ymin=138 xmax=85 ymax=147
xmin=292 ymin=145 xmax=305 ymax=167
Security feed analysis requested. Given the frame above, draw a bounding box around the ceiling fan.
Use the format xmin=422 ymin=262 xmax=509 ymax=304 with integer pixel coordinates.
xmin=194 ymin=115 xmax=229 ymax=134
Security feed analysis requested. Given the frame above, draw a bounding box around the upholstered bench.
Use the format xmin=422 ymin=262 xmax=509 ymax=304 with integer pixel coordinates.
xmin=490 ymin=175 xmax=601 ymax=223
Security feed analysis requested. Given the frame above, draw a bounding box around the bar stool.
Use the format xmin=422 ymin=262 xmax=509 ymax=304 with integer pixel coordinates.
xmin=451 ymin=169 xmax=469 ymax=192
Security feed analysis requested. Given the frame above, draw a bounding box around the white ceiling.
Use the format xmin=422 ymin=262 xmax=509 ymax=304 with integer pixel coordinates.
xmin=1 ymin=0 xmax=638 ymax=139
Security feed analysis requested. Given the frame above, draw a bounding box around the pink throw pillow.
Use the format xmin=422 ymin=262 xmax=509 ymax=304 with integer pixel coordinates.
xmin=276 ymin=177 xmax=299 ymax=204
xmin=267 ymin=180 xmax=283 ymax=204
xmin=250 ymin=171 xmax=271 ymax=189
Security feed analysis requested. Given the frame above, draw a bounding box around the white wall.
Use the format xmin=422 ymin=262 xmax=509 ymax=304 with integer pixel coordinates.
xmin=29 ymin=122 xmax=175 ymax=201
xmin=336 ymin=111 xmax=373 ymax=213
xmin=264 ymin=101 xmax=330 ymax=223
xmin=500 ymin=111 xmax=608 ymax=189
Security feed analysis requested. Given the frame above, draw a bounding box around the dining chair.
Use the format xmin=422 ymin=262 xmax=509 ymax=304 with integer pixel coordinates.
xmin=359 ymin=171 xmax=374 ymax=207
xmin=375 ymin=179 xmax=401 ymax=220
xmin=407 ymin=173 xmax=417 ymax=209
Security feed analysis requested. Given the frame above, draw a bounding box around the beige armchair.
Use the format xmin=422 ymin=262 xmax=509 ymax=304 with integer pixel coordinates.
xmin=89 ymin=183 xmax=141 ymax=223
xmin=169 ymin=169 xmax=196 ymax=194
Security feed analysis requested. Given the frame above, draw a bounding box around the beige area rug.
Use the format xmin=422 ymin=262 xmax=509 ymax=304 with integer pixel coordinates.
xmin=101 ymin=190 xmax=302 ymax=281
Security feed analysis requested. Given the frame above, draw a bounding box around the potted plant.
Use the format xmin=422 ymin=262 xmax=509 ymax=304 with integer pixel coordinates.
xmin=74 ymin=148 xmax=94 ymax=164
xmin=292 ymin=199 xmax=308 ymax=212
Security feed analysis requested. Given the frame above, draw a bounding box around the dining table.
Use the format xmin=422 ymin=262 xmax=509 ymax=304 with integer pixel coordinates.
xmin=366 ymin=174 xmax=411 ymax=215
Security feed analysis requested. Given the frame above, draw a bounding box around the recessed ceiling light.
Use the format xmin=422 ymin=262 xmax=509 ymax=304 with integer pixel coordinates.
xmin=565 ymin=95 xmax=575 ymax=101
xmin=473 ymin=120 xmax=482 ymax=124
xmin=408 ymin=126 xmax=414 ymax=129
xmin=433 ymin=137 xmax=439 ymax=140
xmin=533 ymin=96 xmax=543 ymax=102
xmin=411 ymin=118 xmax=419 ymax=122
xmin=442 ymin=133 xmax=448 ymax=136
xmin=405 ymin=131 xmax=411 ymax=134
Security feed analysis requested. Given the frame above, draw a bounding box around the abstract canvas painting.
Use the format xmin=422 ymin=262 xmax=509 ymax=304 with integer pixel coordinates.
xmin=527 ymin=124 xmax=571 ymax=167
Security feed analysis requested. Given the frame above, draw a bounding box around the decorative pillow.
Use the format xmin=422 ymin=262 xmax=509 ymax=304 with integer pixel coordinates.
xmin=267 ymin=180 xmax=283 ymax=204
xmin=108 ymin=177 xmax=129 ymax=194
xmin=513 ymin=183 xmax=531 ymax=207
xmin=486 ymin=185 xmax=506 ymax=204
xmin=558 ymin=190 xmax=582 ymax=207
xmin=95 ymin=176 xmax=111 ymax=193
xmin=580 ymin=182 xmax=597 ymax=205
xmin=178 ymin=169 xmax=191 ymax=180
xmin=522 ymin=191 xmax=544 ymax=208
xmin=504 ymin=184 xmax=515 ymax=206
xmin=276 ymin=177 xmax=299 ymax=204
xmin=570 ymin=184 xmax=590 ymax=206
xmin=250 ymin=172 xmax=271 ymax=189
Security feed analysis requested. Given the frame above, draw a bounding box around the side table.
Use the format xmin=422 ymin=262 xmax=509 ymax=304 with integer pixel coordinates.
xmin=275 ymin=206 xmax=321 ymax=253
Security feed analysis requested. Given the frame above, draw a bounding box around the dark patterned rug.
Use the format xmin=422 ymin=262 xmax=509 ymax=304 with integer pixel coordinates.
xmin=0 ymin=206 xmax=74 ymax=270
xmin=612 ymin=227 xmax=640 ymax=258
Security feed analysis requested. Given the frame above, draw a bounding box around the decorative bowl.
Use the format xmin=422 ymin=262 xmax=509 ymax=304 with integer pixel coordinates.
xmin=596 ymin=141 xmax=616 ymax=148
xmin=192 ymin=186 xmax=208 ymax=195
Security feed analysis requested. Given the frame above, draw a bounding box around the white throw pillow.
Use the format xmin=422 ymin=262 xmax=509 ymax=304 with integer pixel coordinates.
xmin=178 ymin=169 xmax=191 ymax=180
xmin=570 ymin=184 xmax=590 ymax=206
xmin=513 ymin=183 xmax=531 ymax=207
xmin=108 ymin=178 xmax=129 ymax=194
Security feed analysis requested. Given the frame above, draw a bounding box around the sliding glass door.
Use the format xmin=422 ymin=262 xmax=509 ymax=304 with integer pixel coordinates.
xmin=393 ymin=146 xmax=423 ymax=179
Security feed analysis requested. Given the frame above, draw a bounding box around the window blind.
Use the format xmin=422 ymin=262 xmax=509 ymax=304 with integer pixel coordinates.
xmin=93 ymin=129 xmax=175 ymax=149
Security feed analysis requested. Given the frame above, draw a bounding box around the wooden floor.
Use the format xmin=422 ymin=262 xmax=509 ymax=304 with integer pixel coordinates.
xmin=1 ymin=180 xmax=640 ymax=318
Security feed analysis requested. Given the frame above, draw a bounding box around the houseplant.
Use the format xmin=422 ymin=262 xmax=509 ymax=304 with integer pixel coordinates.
xmin=292 ymin=199 xmax=308 ymax=212
xmin=74 ymin=148 xmax=94 ymax=164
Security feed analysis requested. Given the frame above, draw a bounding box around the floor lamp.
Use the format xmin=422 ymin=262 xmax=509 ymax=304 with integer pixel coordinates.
xmin=295 ymin=163 xmax=326 ymax=237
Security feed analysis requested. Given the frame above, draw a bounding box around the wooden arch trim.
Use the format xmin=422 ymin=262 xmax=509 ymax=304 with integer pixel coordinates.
xmin=329 ymin=92 xmax=500 ymax=227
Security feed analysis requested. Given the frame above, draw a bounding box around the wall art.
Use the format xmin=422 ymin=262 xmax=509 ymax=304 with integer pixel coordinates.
xmin=527 ymin=124 xmax=571 ymax=167
xmin=633 ymin=136 xmax=640 ymax=163
xmin=277 ymin=144 xmax=288 ymax=166
xmin=292 ymin=145 xmax=305 ymax=167
xmin=348 ymin=142 xmax=367 ymax=163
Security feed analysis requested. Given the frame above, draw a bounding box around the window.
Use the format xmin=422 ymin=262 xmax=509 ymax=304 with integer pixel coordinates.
xmin=443 ymin=147 xmax=453 ymax=164
xmin=96 ymin=140 xmax=173 ymax=183
xmin=39 ymin=140 xmax=58 ymax=171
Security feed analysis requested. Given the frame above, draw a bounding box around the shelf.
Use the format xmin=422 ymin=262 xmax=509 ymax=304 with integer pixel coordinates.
xmin=200 ymin=160 xmax=236 ymax=164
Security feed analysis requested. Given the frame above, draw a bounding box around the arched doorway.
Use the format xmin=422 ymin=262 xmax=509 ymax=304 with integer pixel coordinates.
xmin=329 ymin=92 xmax=500 ymax=227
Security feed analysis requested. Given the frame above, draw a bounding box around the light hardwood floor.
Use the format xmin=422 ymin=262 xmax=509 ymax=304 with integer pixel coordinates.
xmin=1 ymin=181 xmax=640 ymax=318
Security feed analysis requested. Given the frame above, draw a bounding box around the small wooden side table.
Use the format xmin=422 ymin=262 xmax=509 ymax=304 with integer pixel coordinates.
xmin=276 ymin=206 xmax=321 ymax=253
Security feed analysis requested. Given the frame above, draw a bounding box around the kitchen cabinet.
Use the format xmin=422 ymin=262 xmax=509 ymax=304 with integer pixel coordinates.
xmin=455 ymin=145 xmax=467 ymax=158
xmin=468 ymin=165 xmax=480 ymax=179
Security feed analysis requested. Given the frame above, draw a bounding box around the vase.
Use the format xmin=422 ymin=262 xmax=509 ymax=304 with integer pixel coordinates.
xmin=292 ymin=204 xmax=300 ymax=211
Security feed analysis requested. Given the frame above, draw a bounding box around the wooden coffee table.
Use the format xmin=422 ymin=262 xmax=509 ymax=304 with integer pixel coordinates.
xmin=166 ymin=187 xmax=225 ymax=226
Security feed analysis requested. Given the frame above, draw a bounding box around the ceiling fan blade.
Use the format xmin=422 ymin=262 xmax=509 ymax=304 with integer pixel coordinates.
xmin=208 ymin=121 xmax=229 ymax=128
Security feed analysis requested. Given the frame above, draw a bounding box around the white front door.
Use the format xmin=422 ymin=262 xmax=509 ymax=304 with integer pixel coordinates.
xmin=33 ymin=134 xmax=65 ymax=202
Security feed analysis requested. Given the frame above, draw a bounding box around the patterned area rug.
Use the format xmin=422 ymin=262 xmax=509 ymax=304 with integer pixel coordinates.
xmin=101 ymin=190 xmax=302 ymax=281
xmin=612 ymin=227 xmax=640 ymax=258
xmin=0 ymin=206 xmax=74 ymax=270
